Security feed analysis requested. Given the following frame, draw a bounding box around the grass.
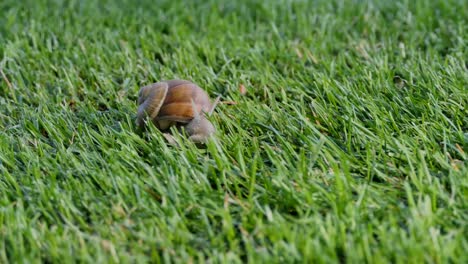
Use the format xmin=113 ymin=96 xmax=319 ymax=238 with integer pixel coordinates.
xmin=0 ymin=0 xmax=467 ymax=262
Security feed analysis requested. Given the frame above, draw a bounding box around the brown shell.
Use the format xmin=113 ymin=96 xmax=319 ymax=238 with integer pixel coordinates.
xmin=157 ymin=80 xmax=212 ymax=122
xmin=136 ymin=79 xmax=212 ymax=129
xmin=136 ymin=82 xmax=168 ymax=128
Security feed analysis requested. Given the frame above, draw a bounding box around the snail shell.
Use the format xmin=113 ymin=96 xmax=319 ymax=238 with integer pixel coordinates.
xmin=136 ymin=80 xmax=213 ymax=131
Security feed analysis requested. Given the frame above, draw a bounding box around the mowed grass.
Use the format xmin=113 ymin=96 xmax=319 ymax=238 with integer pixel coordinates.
xmin=0 ymin=0 xmax=467 ymax=262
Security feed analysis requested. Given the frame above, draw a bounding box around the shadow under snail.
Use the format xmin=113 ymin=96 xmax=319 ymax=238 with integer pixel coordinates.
xmin=136 ymin=79 xmax=218 ymax=144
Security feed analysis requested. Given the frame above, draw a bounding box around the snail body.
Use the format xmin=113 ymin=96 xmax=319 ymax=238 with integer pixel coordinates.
xmin=136 ymin=79 xmax=215 ymax=143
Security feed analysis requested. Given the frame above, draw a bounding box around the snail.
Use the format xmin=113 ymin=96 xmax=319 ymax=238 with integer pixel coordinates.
xmin=136 ymin=79 xmax=217 ymax=144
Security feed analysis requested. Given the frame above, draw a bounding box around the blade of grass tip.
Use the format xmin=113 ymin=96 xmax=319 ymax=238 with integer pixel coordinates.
xmin=0 ymin=67 xmax=13 ymax=89
xmin=248 ymin=150 xmax=259 ymax=203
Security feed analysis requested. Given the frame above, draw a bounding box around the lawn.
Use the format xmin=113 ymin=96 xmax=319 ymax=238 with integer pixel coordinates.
xmin=0 ymin=0 xmax=467 ymax=262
